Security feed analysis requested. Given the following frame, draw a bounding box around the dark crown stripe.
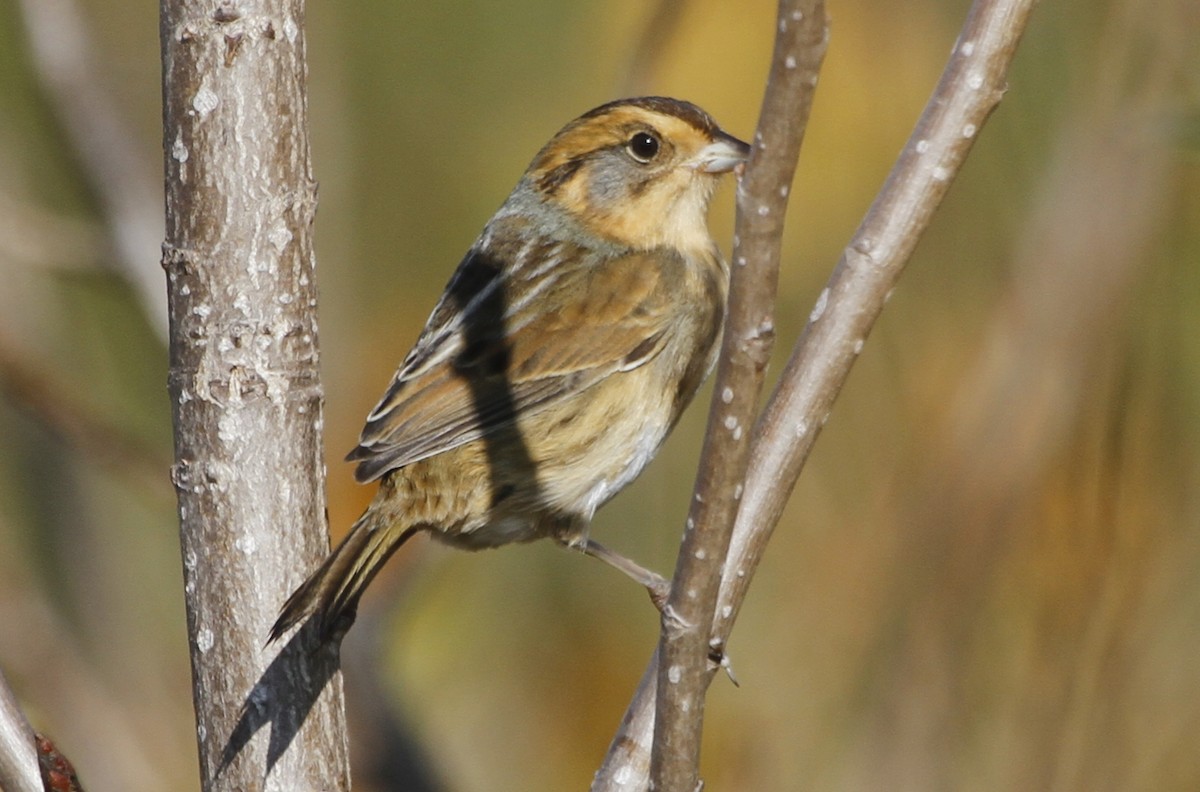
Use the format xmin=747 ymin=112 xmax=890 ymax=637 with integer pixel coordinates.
xmin=578 ymin=96 xmax=719 ymax=139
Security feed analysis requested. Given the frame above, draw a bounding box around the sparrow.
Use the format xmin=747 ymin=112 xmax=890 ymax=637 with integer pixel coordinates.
xmin=271 ymin=96 xmax=749 ymax=644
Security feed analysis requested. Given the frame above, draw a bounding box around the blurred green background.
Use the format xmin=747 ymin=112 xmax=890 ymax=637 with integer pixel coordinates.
xmin=1 ymin=0 xmax=1198 ymax=789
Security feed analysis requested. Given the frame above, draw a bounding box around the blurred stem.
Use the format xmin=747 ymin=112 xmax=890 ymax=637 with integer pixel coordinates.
xmin=160 ymin=1 xmax=350 ymax=790
xmin=598 ymin=0 xmax=1036 ymax=787
xmin=0 ymin=335 xmax=171 ymax=498
xmin=862 ymin=3 xmax=1183 ymax=784
xmin=621 ymin=0 xmax=688 ymax=95
xmin=18 ymin=0 xmax=166 ymax=335
xmin=649 ymin=1 xmax=827 ymax=790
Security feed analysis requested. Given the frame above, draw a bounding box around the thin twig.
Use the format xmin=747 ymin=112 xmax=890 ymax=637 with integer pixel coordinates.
xmin=648 ymin=1 xmax=827 ymax=790
xmin=715 ymin=0 xmax=1036 ymax=641
xmin=596 ymin=0 xmax=1037 ymax=786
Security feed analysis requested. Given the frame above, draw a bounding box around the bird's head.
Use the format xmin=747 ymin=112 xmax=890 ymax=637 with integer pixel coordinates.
xmin=524 ymin=97 xmax=750 ymax=254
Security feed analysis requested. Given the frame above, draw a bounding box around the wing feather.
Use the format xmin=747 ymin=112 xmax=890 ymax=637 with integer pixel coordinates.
xmin=347 ymin=241 xmax=685 ymax=483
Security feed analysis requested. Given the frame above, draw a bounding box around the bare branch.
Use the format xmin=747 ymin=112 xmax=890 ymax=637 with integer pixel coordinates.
xmin=0 ymin=668 xmax=40 ymax=792
xmin=161 ymin=1 xmax=350 ymax=789
xmin=648 ymin=1 xmax=827 ymax=789
xmin=716 ymin=0 xmax=1036 ymax=640
xmin=598 ymin=0 xmax=1037 ymax=786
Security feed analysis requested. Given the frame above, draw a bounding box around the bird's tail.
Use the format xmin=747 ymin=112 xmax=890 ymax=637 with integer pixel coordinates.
xmin=269 ymin=507 xmax=419 ymax=645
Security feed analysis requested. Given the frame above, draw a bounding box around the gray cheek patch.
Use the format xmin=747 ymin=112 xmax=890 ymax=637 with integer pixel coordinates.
xmin=589 ymin=152 xmax=659 ymax=204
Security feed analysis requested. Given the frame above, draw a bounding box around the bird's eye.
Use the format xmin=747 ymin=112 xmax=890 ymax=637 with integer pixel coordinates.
xmin=626 ymin=132 xmax=660 ymax=163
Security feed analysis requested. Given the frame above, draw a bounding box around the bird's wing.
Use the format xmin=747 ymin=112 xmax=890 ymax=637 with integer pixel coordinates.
xmin=346 ymin=242 xmax=688 ymax=483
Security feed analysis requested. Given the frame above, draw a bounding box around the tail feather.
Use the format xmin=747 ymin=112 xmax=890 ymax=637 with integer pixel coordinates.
xmin=269 ymin=511 xmax=420 ymax=644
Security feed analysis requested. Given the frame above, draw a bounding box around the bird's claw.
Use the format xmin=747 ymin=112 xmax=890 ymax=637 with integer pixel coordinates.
xmin=707 ymin=637 xmax=739 ymax=687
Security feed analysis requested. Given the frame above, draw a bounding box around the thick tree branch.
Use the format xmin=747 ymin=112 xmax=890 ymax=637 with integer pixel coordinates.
xmin=598 ymin=0 xmax=1036 ymax=787
xmin=649 ymin=1 xmax=827 ymax=790
xmin=161 ymin=1 xmax=350 ymax=789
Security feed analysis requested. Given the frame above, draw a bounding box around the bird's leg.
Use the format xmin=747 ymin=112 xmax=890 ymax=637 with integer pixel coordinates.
xmin=564 ymin=536 xmax=740 ymax=683
xmin=562 ymin=537 xmax=671 ymax=611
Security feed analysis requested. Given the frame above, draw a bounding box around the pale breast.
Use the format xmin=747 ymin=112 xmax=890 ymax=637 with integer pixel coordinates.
xmin=529 ymin=366 xmax=677 ymax=521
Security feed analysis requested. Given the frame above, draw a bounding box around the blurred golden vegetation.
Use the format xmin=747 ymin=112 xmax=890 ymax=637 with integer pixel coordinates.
xmin=1 ymin=0 xmax=1197 ymax=789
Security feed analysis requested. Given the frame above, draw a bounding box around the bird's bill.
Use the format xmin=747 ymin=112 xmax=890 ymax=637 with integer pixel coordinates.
xmin=691 ymin=134 xmax=752 ymax=174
